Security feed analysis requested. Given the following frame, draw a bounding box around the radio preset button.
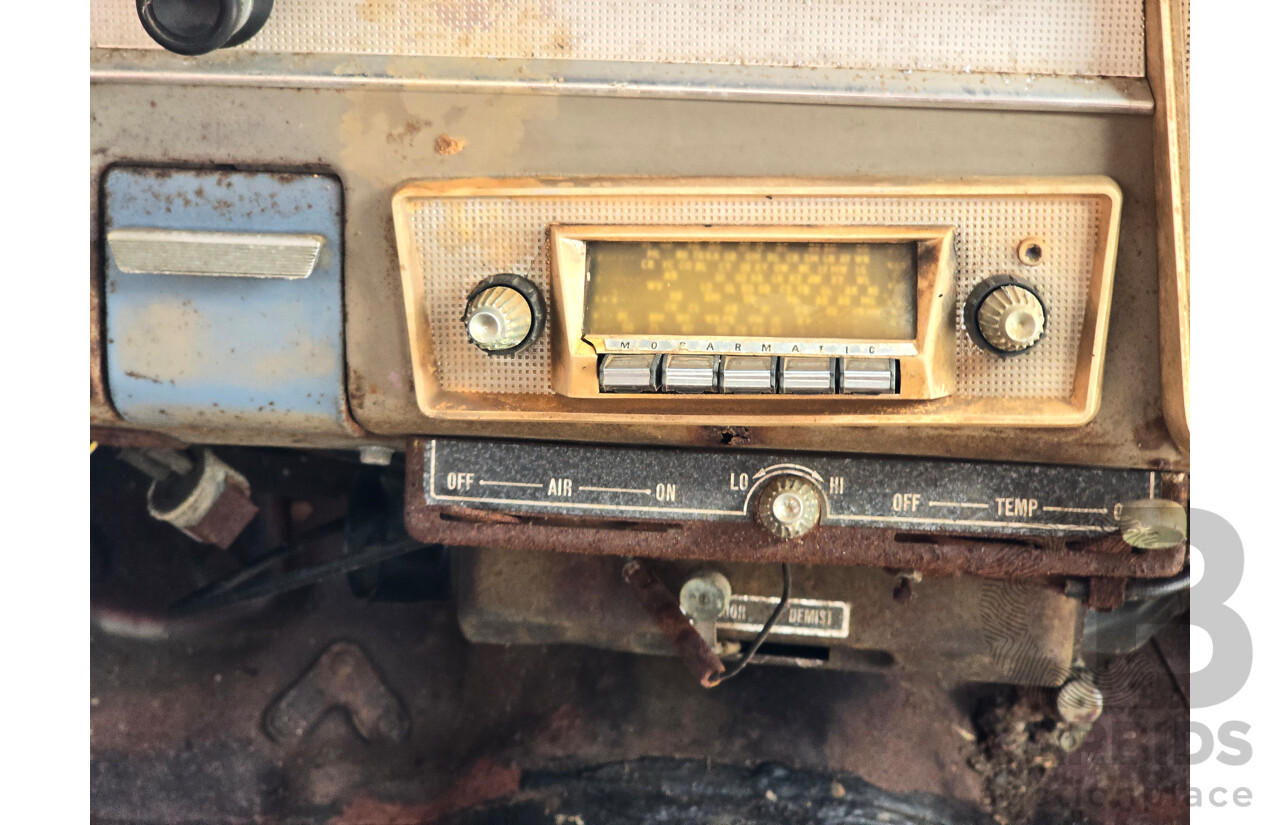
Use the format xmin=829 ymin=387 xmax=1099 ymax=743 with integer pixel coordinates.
xmin=721 ymin=356 xmax=777 ymax=393
xmin=840 ymin=357 xmax=898 ymax=394
xmin=599 ymin=354 xmax=659 ymax=392
xmin=661 ymin=354 xmax=719 ymax=393
xmin=778 ymin=357 xmax=837 ymax=394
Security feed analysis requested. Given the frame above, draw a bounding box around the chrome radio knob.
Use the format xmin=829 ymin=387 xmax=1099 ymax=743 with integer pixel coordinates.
xmin=462 ymin=274 xmax=545 ymax=355
xmin=754 ymin=475 xmax=823 ymax=540
xmin=967 ymin=277 xmax=1046 ymax=355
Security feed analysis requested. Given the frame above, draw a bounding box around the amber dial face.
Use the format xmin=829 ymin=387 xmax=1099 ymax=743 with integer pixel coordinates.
xmin=583 ymin=240 xmax=918 ymax=341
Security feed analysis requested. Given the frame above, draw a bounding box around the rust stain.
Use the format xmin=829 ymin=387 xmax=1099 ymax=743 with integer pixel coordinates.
xmin=434 ymin=134 xmax=467 ymax=156
xmin=1134 ymin=415 xmax=1173 ymax=451
xmin=89 ymin=426 xmax=186 ymax=449
xmin=348 ymin=369 xmax=369 ymax=410
xmin=335 ymin=758 xmax=520 ymax=824
xmin=387 ymin=118 xmax=433 ymax=145
xmin=356 ymin=0 xmax=400 ymax=25
xmin=123 ymin=370 xmax=172 ymax=385
xmin=715 ymin=426 xmax=751 ymax=446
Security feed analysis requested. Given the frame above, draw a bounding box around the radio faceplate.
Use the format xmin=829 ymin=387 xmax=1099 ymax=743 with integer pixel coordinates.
xmin=392 ymin=177 xmax=1121 ymax=427
xmin=550 ymin=224 xmax=956 ymax=401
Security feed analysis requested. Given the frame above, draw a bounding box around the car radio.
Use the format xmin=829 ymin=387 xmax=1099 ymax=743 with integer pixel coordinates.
xmin=393 ymin=176 xmax=1120 ymax=427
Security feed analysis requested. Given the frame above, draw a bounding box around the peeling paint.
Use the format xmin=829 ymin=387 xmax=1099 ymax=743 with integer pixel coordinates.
xmin=102 ymin=168 xmax=353 ymax=435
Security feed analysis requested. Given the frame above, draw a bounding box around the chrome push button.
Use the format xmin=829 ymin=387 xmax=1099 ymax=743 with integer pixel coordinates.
xmin=661 ymin=355 xmax=719 ymax=393
xmin=596 ymin=353 xmax=897 ymax=395
xmin=599 ymin=354 xmax=659 ymax=392
xmin=840 ymin=358 xmax=898 ymax=394
xmin=778 ymin=357 xmax=837 ymax=394
xmin=720 ymin=356 xmax=776 ymax=393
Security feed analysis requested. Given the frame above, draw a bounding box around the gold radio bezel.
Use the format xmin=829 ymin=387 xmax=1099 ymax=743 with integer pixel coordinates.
xmin=391 ymin=176 xmax=1122 ymax=427
xmin=548 ymin=224 xmax=956 ymax=400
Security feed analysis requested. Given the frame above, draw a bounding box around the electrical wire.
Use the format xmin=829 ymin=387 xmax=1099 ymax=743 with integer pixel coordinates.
xmin=706 ymin=563 xmax=791 ymax=686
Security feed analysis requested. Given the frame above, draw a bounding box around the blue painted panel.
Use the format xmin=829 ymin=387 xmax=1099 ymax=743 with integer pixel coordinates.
xmin=103 ymin=168 xmax=351 ymax=434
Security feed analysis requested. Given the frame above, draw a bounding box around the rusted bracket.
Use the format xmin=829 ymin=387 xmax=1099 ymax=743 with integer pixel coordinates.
xmin=263 ymin=641 xmax=410 ymax=746
xmin=621 ymin=559 xmax=725 ymax=687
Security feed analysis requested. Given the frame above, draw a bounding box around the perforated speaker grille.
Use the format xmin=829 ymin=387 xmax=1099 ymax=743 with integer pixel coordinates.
xmin=399 ymin=191 xmax=1106 ymax=402
xmin=91 ymin=0 xmax=1144 ymax=77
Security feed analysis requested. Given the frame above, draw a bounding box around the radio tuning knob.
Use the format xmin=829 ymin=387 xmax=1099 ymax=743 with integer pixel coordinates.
xmin=754 ymin=475 xmax=823 ymax=540
xmin=967 ymin=277 xmax=1047 ymax=355
xmin=462 ymin=274 xmax=545 ymax=355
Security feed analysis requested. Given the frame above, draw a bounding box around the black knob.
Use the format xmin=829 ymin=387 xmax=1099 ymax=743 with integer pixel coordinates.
xmin=136 ymin=0 xmax=275 ymax=56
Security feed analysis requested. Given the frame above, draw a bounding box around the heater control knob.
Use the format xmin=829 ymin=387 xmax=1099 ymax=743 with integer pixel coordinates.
xmin=754 ymin=475 xmax=823 ymax=540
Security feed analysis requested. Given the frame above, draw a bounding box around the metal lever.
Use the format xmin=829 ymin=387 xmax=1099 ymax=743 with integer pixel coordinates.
xmin=621 ymin=559 xmax=792 ymax=688
xmin=621 ymin=560 xmax=725 ymax=687
xmin=679 ymin=571 xmax=733 ymax=653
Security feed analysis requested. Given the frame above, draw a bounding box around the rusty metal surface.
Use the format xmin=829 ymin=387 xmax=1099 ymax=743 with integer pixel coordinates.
xmin=176 ymin=471 xmax=259 ymax=550
xmin=416 ymin=510 xmax=1185 ymax=580
xmin=88 ymin=580 xmax=1189 ymax=824
xmin=263 ymin=641 xmax=411 ymax=745
xmin=93 ymin=423 xmax=390 ymax=451
xmin=620 ymin=559 xmax=725 ymax=687
xmin=89 ymin=82 xmax=1184 ymax=471
xmin=1087 ymin=578 xmax=1129 ymax=612
xmin=90 ymin=242 xmax=119 ymax=425
xmin=406 ymin=442 xmax=1186 ymax=580
xmin=90 ymin=588 xmax=993 ymax=821
xmin=131 ymin=448 xmax=261 ymax=550
xmin=90 ymin=425 xmax=186 ymax=449
xmin=89 ymin=444 xmax=1189 ymax=824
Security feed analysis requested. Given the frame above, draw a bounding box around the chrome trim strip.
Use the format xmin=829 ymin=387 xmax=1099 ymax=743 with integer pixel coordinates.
xmin=90 ymin=51 xmax=1154 ymax=114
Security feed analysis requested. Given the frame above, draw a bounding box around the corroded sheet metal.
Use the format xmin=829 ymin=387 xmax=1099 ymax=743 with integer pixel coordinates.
xmin=102 ymin=168 xmax=356 ymax=435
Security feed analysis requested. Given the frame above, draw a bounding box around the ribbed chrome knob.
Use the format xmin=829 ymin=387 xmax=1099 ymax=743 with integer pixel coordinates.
xmin=464 ymin=285 xmax=534 ymax=353
xmin=754 ymin=475 xmax=823 ymax=540
xmin=976 ymin=284 xmax=1046 ymax=353
xmin=1056 ymin=675 xmax=1105 ymax=725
